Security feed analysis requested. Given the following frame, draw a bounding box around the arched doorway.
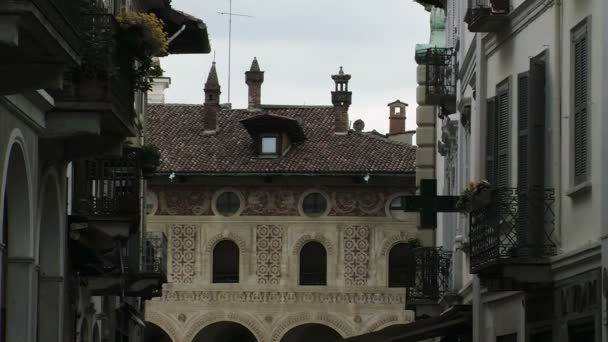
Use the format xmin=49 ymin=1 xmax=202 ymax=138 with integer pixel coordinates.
xmin=144 ymin=321 xmax=172 ymax=342
xmin=1 ymin=142 xmax=33 ymax=341
xmin=193 ymin=321 xmax=257 ymax=342
xmin=280 ymin=323 xmax=343 ymax=342
xmin=37 ymin=171 xmax=65 ymax=341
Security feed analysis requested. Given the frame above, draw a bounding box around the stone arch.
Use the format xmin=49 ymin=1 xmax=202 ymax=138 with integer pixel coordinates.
xmin=1 ymin=134 xmax=35 ymax=341
xmin=183 ymin=311 xmax=265 ymax=342
xmin=271 ymin=312 xmax=354 ymax=342
xmin=379 ymin=232 xmax=412 ymax=257
xmin=146 ymin=311 xmax=180 ymax=342
xmin=36 ymin=166 xmax=66 ymax=341
xmin=291 ymin=234 xmax=335 ymax=256
xmin=362 ymin=313 xmax=401 ymax=333
xmin=204 ymin=232 xmax=248 ymax=255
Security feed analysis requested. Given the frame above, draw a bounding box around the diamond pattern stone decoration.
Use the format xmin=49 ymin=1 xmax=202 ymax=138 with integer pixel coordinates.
xmin=343 ymin=225 xmax=370 ymax=287
xmin=256 ymin=225 xmax=283 ymax=285
xmin=170 ymin=224 xmax=197 ymax=283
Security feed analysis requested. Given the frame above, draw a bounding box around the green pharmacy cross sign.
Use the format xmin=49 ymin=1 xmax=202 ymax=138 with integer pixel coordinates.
xmin=402 ymin=179 xmax=460 ymax=229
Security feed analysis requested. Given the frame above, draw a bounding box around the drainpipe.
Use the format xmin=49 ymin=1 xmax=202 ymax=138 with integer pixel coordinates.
xmin=555 ymin=0 xmax=563 ymax=249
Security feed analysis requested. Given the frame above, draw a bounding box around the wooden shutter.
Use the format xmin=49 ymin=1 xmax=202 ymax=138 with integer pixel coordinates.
xmin=496 ymin=83 xmax=510 ymax=189
xmin=573 ymin=24 xmax=589 ymax=184
xmin=517 ymin=73 xmax=530 ymax=191
xmin=485 ymin=97 xmax=496 ymax=184
xmin=529 ymin=56 xmax=547 ymax=189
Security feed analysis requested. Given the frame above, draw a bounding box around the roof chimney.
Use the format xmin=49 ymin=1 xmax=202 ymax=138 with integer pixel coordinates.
xmin=331 ymin=66 xmax=352 ymax=134
xmin=245 ymin=57 xmax=264 ymax=110
xmin=388 ymin=100 xmax=408 ymax=135
xmin=203 ymin=62 xmax=221 ymax=134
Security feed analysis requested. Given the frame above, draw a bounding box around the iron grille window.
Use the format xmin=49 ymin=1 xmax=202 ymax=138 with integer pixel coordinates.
xmin=299 ymin=242 xmax=327 ymax=286
xmin=302 ymin=193 xmax=327 ymax=217
xmin=216 ymin=192 xmax=240 ymax=216
xmin=212 ymin=240 xmax=239 ymax=283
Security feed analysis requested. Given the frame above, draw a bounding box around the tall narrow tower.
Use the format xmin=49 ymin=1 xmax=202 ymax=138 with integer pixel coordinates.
xmin=245 ymin=57 xmax=264 ymax=110
xmin=204 ymin=62 xmax=221 ymax=133
xmin=331 ymin=67 xmax=352 ymax=134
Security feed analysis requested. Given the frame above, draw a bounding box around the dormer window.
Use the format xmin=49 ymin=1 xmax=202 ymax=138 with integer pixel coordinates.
xmin=241 ymin=113 xmax=306 ymax=159
xmin=261 ymin=134 xmax=279 ymax=156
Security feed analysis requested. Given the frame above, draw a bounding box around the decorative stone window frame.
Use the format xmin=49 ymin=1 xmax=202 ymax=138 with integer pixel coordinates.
xmin=204 ymin=232 xmax=249 ymax=284
xmin=298 ymin=189 xmax=331 ymax=217
xmin=211 ymin=188 xmax=245 ymax=217
xmin=290 ymin=233 xmax=336 ymax=287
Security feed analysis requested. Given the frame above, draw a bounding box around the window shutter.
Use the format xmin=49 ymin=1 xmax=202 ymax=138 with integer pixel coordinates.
xmin=485 ymin=97 xmax=496 ymax=184
xmin=496 ymin=84 xmax=510 ymax=189
xmin=529 ymin=56 xmax=547 ymax=188
xmin=573 ymin=26 xmax=589 ymax=184
xmin=517 ymin=74 xmax=529 ymax=191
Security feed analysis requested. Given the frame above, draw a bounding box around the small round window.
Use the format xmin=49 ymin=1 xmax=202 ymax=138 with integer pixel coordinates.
xmin=302 ymin=192 xmax=327 ymax=217
xmin=216 ymin=191 xmax=241 ymax=216
xmin=388 ymin=195 xmax=409 ymax=221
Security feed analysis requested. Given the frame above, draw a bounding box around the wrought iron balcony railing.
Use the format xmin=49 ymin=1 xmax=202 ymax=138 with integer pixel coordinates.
xmin=73 ymin=149 xmax=141 ymax=217
xmin=469 ymin=188 xmax=556 ymax=274
xmin=416 ymin=48 xmax=456 ymax=110
xmin=141 ymin=232 xmax=168 ymax=277
xmin=464 ymin=0 xmax=510 ymax=32
xmin=407 ymin=247 xmax=452 ymax=303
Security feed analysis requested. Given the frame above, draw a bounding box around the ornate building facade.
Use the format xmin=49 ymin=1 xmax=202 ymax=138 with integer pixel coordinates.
xmin=143 ymin=60 xmax=422 ymax=342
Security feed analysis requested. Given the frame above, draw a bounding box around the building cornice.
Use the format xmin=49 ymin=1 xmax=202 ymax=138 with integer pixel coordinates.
xmin=482 ymin=0 xmax=555 ymax=57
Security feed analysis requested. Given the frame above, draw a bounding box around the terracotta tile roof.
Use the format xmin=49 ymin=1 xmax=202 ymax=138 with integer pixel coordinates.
xmin=146 ymin=104 xmax=416 ymax=175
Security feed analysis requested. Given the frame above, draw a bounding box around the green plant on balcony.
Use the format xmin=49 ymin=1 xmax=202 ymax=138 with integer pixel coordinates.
xmin=141 ymin=144 xmax=161 ymax=177
xmin=455 ymin=180 xmax=494 ymax=213
xmin=117 ymin=12 xmax=169 ymax=91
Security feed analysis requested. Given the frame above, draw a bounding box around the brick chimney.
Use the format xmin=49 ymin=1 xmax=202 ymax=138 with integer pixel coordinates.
xmin=203 ymin=62 xmax=221 ymax=134
xmin=245 ymin=57 xmax=264 ymax=110
xmin=331 ymin=66 xmax=352 ymax=134
xmin=388 ymin=100 xmax=408 ymax=134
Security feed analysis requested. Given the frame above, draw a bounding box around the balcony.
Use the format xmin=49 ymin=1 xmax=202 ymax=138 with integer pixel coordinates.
xmin=71 ymin=149 xmax=142 ymax=239
xmin=47 ymin=13 xmax=137 ymax=139
xmin=416 ymin=48 xmax=456 ymax=113
xmin=469 ymin=188 xmax=556 ymax=290
xmin=0 ymin=0 xmax=81 ymax=94
xmin=126 ymin=232 xmax=168 ymax=299
xmin=406 ymin=247 xmax=452 ymax=317
xmin=79 ymin=232 xmax=168 ymax=299
xmin=464 ymin=0 xmax=510 ymax=33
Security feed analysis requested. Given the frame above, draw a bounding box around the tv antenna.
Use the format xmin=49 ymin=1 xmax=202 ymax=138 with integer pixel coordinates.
xmin=218 ymin=0 xmax=253 ymax=104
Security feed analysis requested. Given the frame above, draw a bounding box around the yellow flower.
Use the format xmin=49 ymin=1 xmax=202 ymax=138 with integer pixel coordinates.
xmin=117 ymin=12 xmax=169 ymax=55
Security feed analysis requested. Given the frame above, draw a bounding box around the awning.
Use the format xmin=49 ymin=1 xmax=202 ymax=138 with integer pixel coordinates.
xmin=149 ymin=7 xmax=211 ymax=54
xmin=343 ymin=305 xmax=471 ymax=342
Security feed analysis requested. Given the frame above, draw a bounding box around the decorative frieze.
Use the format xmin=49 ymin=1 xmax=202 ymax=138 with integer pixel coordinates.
xmin=170 ymin=224 xmax=197 ymax=283
xmin=161 ymin=289 xmax=405 ymax=306
xmin=256 ymin=225 xmax=284 ymax=285
xmin=343 ymin=225 xmax=370 ymax=287
xmin=152 ymin=186 xmax=403 ymax=217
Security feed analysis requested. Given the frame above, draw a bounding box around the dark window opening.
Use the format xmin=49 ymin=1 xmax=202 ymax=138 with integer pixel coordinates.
xmin=388 ymin=243 xmax=411 ymax=288
xmin=302 ymin=193 xmax=327 ymax=216
xmin=299 ymin=242 xmax=327 ymax=286
xmin=216 ymin=192 xmax=240 ymax=216
xmin=213 ymin=240 xmax=239 ymax=283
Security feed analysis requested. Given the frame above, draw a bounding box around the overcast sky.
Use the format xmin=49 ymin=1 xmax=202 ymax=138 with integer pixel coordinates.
xmin=160 ymin=0 xmax=430 ymax=135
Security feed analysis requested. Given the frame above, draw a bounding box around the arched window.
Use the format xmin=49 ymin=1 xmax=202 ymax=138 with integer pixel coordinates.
xmin=213 ymin=240 xmax=239 ymax=283
xmin=388 ymin=243 xmax=413 ymax=288
xmin=299 ymin=242 xmax=327 ymax=286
